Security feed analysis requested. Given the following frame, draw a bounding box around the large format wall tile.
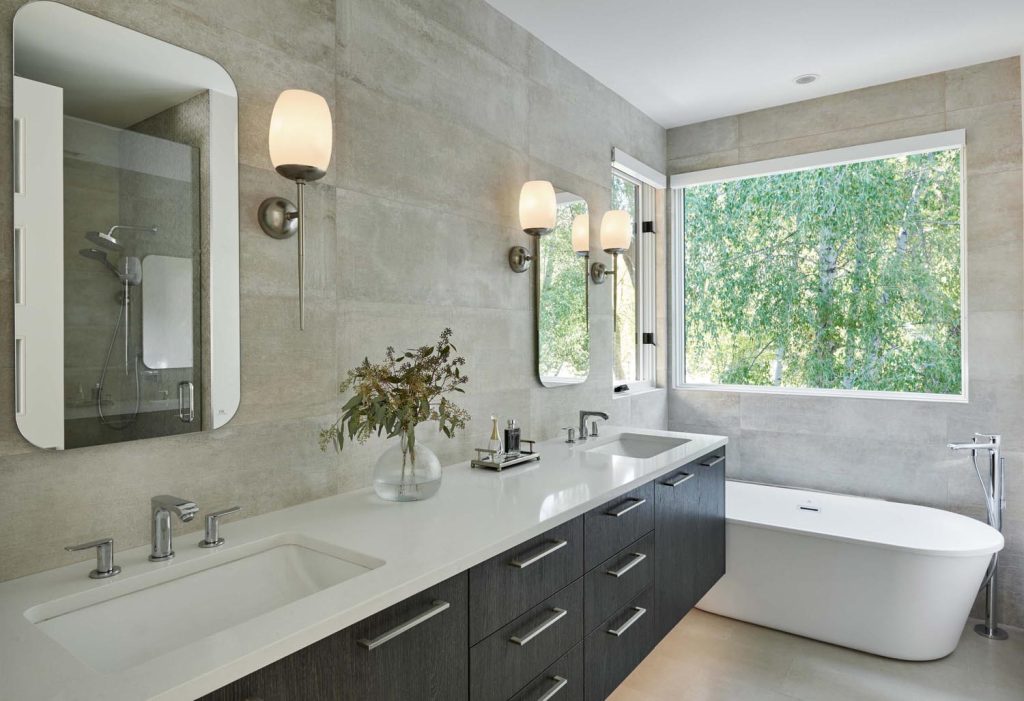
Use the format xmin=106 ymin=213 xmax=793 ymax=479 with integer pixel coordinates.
xmin=0 ymin=0 xmax=667 ymax=582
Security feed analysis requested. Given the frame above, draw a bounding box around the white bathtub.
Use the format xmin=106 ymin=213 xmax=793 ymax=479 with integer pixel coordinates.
xmin=697 ymin=480 xmax=1004 ymax=660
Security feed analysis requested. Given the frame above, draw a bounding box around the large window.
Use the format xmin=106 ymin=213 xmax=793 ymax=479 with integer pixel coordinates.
xmin=673 ymin=132 xmax=965 ymax=399
xmin=612 ymin=170 xmax=656 ymax=387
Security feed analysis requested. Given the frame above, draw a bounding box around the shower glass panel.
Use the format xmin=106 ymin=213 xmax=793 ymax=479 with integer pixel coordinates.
xmin=63 ymin=117 xmax=201 ymax=448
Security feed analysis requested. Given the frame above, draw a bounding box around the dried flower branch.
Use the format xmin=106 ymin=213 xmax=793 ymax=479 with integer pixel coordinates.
xmin=319 ymin=328 xmax=470 ymax=455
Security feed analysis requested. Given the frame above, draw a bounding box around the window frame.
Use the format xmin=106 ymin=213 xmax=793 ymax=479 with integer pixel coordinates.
xmin=612 ymin=167 xmax=657 ymax=389
xmin=670 ymin=129 xmax=968 ymax=403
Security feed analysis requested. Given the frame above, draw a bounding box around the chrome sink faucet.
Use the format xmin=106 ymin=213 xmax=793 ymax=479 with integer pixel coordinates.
xmin=150 ymin=495 xmax=199 ymax=561
xmin=578 ymin=410 xmax=609 ymax=441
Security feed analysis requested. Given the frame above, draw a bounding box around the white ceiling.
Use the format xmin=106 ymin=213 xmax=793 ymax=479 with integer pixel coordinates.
xmin=486 ymin=0 xmax=1024 ymax=128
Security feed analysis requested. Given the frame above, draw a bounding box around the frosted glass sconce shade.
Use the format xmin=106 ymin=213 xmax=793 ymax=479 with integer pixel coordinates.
xmin=572 ymin=213 xmax=590 ymax=257
xmin=519 ymin=180 xmax=556 ymax=236
xmin=268 ymin=89 xmax=332 ymax=180
xmin=600 ymin=210 xmax=632 ymax=254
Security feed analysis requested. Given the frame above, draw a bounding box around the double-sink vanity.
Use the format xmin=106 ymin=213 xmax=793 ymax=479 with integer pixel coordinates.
xmin=0 ymin=427 xmax=726 ymax=700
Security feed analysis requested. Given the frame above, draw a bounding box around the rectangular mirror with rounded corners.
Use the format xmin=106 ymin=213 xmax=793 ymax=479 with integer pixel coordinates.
xmin=537 ymin=190 xmax=589 ymax=387
xmin=13 ymin=2 xmax=239 ymax=449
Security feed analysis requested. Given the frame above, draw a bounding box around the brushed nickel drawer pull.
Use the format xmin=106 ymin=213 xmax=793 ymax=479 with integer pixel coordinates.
xmin=606 ymin=552 xmax=646 ymax=578
xmin=606 ymin=497 xmax=646 ymax=518
xmin=607 ymin=606 xmax=646 ymax=637
xmin=537 ymin=675 xmax=568 ymax=701
xmin=662 ymin=472 xmax=694 ymax=488
xmin=357 ymin=600 xmax=450 ymax=650
xmin=510 ymin=607 xmax=567 ymax=646
xmin=510 ymin=539 xmax=568 ymax=568
xmin=699 ymin=455 xmax=725 ymax=468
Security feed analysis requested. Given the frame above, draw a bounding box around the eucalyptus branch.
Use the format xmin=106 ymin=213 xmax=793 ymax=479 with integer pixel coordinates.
xmin=319 ymin=328 xmax=470 ymax=452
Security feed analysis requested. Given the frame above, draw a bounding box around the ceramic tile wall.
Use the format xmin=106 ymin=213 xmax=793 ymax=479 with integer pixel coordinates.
xmin=0 ymin=0 xmax=667 ymax=581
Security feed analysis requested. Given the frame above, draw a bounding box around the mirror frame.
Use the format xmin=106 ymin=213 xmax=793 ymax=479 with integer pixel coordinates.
xmin=535 ymin=190 xmax=590 ymax=388
xmin=12 ymin=2 xmax=240 ymax=449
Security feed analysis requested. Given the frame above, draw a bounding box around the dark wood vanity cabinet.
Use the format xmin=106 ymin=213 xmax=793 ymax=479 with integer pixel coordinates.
xmin=201 ymin=446 xmax=726 ymax=701
xmin=198 ymin=573 xmax=469 ymax=701
xmin=653 ymin=449 xmax=726 ymax=642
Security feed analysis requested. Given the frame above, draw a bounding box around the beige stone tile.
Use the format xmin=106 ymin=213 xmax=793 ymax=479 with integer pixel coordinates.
xmin=965 ymin=169 xmax=1024 ymax=251
xmin=966 ymin=310 xmax=1024 ymax=381
xmin=398 ymin=0 xmax=532 ymax=72
xmin=335 ymin=78 xmax=527 ymax=229
xmin=668 ymin=116 xmax=739 ymax=160
xmin=667 ymin=150 xmax=740 ymax=175
xmin=948 ymin=100 xmax=1024 ymax=176
xmin=342 ymin=0 xmax=530 ymax=149
xmin=668 ymin=389 xmax=741 ymax=428
xmin=946 ymin=57 xmax=1021 ymax=112
xmin=967 ymin=240 xmax=1024 ymax=312
xmin=738 ymin=73 xmax=945 ymax=146
xmin=616 ymin=610 xmax=1024 ymax=701
xmin=738 ymin=113 xmax=947 ymax=163
xmin=169 ymin=0 xmax=336 ymax=67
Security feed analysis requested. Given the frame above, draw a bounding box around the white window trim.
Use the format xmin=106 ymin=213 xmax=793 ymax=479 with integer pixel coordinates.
xmin=613 ymin=147 xmax=667 ymax=188
xmin=612 ymin=168 xmax=657 ymax=390
xmin=670 ymin=130 xmax=968 ymax=403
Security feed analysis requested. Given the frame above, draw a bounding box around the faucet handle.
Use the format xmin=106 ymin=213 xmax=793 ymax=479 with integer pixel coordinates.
xmin=591 ymin=420 xmax=601 ymax=437
xmin=199 ymin=506 xmax=241 ymax=548
xmin=65 ymin=537 xmax=121 ymax=579
xmin=562 ymin=427 xmax=576 ymax=444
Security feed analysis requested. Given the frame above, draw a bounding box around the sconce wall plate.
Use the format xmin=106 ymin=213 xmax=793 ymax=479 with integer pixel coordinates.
xmin=258 ymin=196 xmax=298 ymax=239
xmin=590 ymin=261 xmax=609 ymax=284
xmin=509 ymin=245 xmax=532 ymax=273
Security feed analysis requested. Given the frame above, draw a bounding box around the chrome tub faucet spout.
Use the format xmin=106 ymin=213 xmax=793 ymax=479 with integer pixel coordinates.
xmin=150 ymin=495 xmax=199 ymax=562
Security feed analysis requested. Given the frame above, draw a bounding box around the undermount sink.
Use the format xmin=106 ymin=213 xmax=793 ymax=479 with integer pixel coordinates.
xmin=587 ymin=433 xmax=691 ymax=459
xmin=25 ymin=533 xmax=383 ymax=673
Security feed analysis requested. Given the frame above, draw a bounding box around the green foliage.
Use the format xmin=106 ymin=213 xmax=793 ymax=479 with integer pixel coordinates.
xmin=538 ymin=200 xmax=589 ymax=380
xmin=319 ymin=328 xmax=470 ymax=454
xmin=683 ymin=149 xmax=962 ymax=394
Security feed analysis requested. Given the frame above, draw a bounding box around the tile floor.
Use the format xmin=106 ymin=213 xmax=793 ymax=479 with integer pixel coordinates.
xmin=610 ymin=609 xmax=1024 ymax=701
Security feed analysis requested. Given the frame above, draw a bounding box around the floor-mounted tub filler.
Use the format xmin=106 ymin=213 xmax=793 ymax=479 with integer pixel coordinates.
xmin=698 ymin=480 xmax=1004 ymax=661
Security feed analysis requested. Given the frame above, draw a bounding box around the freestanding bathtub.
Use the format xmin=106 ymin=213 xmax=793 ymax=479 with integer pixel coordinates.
xmin=697 ymin=480 xmax=1004 ymax=660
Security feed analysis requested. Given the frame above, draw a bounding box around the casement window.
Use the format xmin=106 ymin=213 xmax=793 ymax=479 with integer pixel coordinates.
xmin=611 ymin=168 xmax=657 ymax=388
xmin=671 ymin=130 xmax=966 ymax=401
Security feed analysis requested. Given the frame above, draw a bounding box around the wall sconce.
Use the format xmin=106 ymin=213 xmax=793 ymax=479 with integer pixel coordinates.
xmin=258 ymin=89 xmax=333 ymax=330
xmin=590 ymin=210 xmax=632 ymax=284
xmin=509 ymin=180 xmax=556 ymax=273
xmin=572 ymin=213 xmax=590 ymax=257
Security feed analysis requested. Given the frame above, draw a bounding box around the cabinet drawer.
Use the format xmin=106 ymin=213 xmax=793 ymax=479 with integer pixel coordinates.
xmin=470 ymin=579 xmax=584 ymax=701
xmin=584 ymin=482 xmax=654 ymax=571
xmin=584 ymin=587 xmax=656 ymax=701
xmin=336 ymin=573 xmax=469 ymax=701
xmin=470 ymin=516 xmax=584 ymax=644
xmin=200 ymin=573 xmax=468 ymax=701
xmin=508 ymin=642 xmax=584 ymax=701
xmin=584 ymin=531 xmax=654 ymax=634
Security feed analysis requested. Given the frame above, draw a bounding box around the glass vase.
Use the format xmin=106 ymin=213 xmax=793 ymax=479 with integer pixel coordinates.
xmin=372 ymin=430 xmax=442 ymax=501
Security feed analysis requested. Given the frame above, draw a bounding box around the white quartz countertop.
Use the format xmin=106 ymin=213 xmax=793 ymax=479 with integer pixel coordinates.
xmin=0 ymin=427 xmax=726 ymax=701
